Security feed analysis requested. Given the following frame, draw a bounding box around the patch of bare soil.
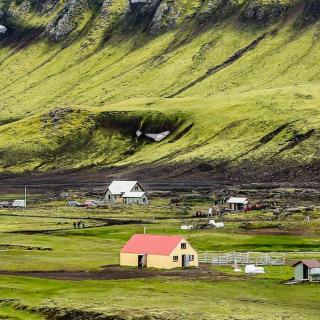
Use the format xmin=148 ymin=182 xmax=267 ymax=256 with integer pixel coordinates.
xmin=0 ymin=264 xmax=242 ymax=281
xmin=0 ymin=244 xmax=51 ymax=251
xmin=3 ymin=159 xmax=320 ymax=194
xmin=31 ymin=306 xmax=121 ymax=320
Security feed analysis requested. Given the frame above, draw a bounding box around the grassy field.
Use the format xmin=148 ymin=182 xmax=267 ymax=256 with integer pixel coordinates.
xmin=0 ymin=273 xmax=319 ymax=320
xmin=0 ymin=197 xmax=319 ymax=271
xmin=0 ymin=196 xmax=318 ymax=318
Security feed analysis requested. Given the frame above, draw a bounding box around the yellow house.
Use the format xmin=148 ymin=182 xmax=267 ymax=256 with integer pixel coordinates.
xmin=120 ymin=234 xmax=198 ymax=269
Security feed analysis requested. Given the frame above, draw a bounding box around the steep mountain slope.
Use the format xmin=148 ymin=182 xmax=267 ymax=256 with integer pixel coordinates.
xmin=0 ymin=0 xmax=320 ymax=181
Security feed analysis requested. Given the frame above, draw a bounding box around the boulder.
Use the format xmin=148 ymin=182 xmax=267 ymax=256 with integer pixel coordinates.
xmin=149 ymin=0 xmax=179 ymax=34
xmin=304 ymin=0 xmax=320 ymax=21
xmin=0 ymin=24 xmax=7 ymax=33
xmin=0 ymin=0 xmax=12 ymax=18
xmin=45 ymin=0 xmax=89 ymax=41
xmin=241 ymin=0 xmax=292 ymax=24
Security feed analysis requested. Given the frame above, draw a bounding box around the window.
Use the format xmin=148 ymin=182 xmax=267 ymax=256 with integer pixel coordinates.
xmin=181 ymin=243 xmax=186 ymax=249
xmin=108 ymin=194 xmax=111 ymax=200
xmin=189 ymin=255 xmax=194 ymax=261
xmin=135 ymin=186 xmax=138 ymax=191
xmin=173 ymin=256 xmax=178 ymax=262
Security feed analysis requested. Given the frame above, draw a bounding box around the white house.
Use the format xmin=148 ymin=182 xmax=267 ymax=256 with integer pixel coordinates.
xmin=105 ymin=181 xmax=148 ymax=205
xmin=226 ymin=197 xmax=249 ymax=211
xmin=292 ymin=260 xmax=320 ymax=282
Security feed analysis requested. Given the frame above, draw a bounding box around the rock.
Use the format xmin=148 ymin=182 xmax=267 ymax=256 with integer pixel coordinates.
xmin=0 ymin=24 xmax=6 ymax=33
xmin=45 ymin=0 xmax=89 ymax=41
xmin=36 ymin=0 xmax=60 ymax=14
xmin=149 ymin=0 xmax=179 ymax=34
xmin=241 ymin=0 xmax=292 ymax=24
xmin=284 ymin=207 xmax=303 ymax=213
xmin=19 ymin=0 xmax=32 ymax=13
xmin=43 ymin=108 xmax=74 ymax=125
xmin=100 ymin=0 xmax=130 ymax=27
xmin=273 ymin=208 xmax=281 ymax=215
xmin=100 ymin=0 xmax=113 ymax=17
xmin=304 ymin=0 xmax=320 ymax=21
xmin=0 ymin=0 xmax=12 ymax=19
xmin=197 ymin=0 xmax=243 ymax=22
xmin=129 ymin=0 xmax=163 ymax=22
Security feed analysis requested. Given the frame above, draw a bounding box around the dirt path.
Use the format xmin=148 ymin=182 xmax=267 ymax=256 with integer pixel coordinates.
xmin=4 ymin=217 xmax=149 ymax=235
xmin=0 ymin=265 xmax=242 ymax=281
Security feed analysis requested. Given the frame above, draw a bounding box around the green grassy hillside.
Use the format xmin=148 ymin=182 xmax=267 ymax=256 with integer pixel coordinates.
xmin=0 ymin=0 xmax=320 ymax=179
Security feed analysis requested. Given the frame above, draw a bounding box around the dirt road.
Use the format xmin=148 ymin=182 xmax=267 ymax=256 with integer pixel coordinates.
xmin=0 ymin=265 xmax=242 ymax=281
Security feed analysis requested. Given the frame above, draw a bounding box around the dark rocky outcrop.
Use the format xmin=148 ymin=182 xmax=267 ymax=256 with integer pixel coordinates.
xmin=128 ymin=0 xmax=164 ymax=26
xmin=304 ymin=0 xmax=320 ymax=21
xmin=4 ymin=0 xmax=320 ymax=42
xmin=197 ymin=0 xmax=244 ymax=22
xmin=0 ymin=0 xmax=12 ymax=18
xmin=149 ymin=0 xmax=179 ymax=34
xmin=45 ymin=0 xmax=89 ymax=41
xmin=241 ymin=0 xmax=293 ymax=24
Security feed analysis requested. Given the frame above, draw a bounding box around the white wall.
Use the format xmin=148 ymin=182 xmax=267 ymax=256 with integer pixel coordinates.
xmin=124 ymin=195 xmax=148 ymax=205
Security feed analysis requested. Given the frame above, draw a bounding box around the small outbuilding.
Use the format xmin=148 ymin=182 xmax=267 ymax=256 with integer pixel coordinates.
xmin=292 ymin=260 xmax=320 ymax=282
xmin=122 ymin=192 xmax=148 ymax=205
xmin=227 ymin=197 xmax=249 ymax=211
xmin=120 ymin=234 xmax=198 ymax=269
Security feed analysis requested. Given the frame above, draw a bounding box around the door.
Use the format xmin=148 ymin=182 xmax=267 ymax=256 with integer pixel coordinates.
xmin=182 ymin=255 xmax=186 ymax=268
xmin=138 ymin=255 xmax=144 ymax=268
xmin=303 ymin=265 xmax=309 ymax=280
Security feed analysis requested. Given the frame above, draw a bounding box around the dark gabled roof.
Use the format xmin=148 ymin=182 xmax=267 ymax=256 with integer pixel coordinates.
xmin=292 ymin=260 xmax=320 ymax=268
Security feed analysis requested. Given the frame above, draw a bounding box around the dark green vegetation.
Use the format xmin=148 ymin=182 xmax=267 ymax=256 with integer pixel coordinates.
xmin=0 ymin=0 xmax=320 ymax=179
xmin=0 ymin=197 xmax=319 ymax=319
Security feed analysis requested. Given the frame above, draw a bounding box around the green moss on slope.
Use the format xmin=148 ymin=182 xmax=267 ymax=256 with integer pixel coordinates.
xmin=0 ymin=0 xmax=320 ymax=176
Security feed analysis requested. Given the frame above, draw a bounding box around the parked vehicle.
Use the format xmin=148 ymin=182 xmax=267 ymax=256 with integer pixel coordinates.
xmin=0 ymin=201 xmax=11 ymax=208
xmin=12 ymin=200 xmax=26 ymax=208
xmin=68 ymin=201 xmax=82 ymax=207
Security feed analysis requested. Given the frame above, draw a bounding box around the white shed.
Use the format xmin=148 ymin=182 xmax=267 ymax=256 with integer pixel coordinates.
xmin=292 ymin=260 xmax=320 ymax=282
xmin=226 ymin=197 xmax=249 ymax=211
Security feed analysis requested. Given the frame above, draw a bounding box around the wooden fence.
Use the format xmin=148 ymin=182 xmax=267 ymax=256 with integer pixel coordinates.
xmin=199 ymin=251 xmax=286 ymax=266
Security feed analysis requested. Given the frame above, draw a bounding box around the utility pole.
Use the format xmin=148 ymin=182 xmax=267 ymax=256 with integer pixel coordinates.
xmin=24 ymin=186 xmax=27 ymax=208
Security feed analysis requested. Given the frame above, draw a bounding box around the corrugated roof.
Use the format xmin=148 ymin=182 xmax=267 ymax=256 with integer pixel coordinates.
xmin=292 ymin=260 xmax=320 ymax=268
xmin=121 ymin=234 xmax=184 ymax=255
xmin=122 ymin=192 xmax=146 ymax=198
xmin=227 ymin=197 xmax=248 ymax=204
xmin=108 ymin=181 xmax=138 ymax=195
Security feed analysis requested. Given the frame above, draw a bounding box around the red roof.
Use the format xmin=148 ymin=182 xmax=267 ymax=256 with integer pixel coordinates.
xmin=292 ymin=260 xmax=320 ymax=268
xmin=121 ymin=234 xmax=184 ymax=255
